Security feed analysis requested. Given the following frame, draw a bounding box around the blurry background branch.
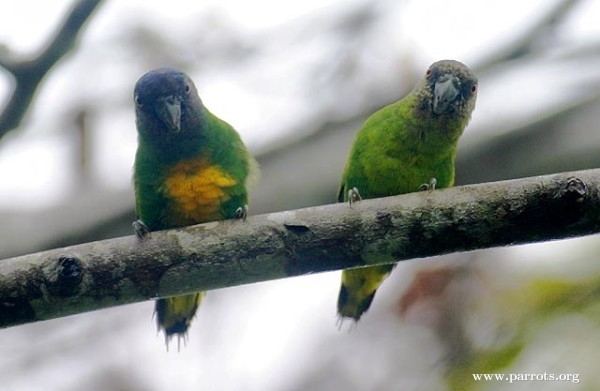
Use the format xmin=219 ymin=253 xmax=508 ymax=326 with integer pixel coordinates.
xmin=255 ymin=0 xmax=588 ymax=161
xmin=473 ymin=0 xmax=583 ymax=72
xmin=2 ymin=169 xmax=600 ymax=329
xmin=0 ymin=0 xmax=103 ymax=138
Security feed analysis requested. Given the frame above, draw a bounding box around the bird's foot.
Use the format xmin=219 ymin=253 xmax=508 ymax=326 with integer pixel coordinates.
xmin=348 ymin=187 xmax=362 ymax=207
xmin=235 ymin=205 xmax=248 ymax=221
xmin=132 ymin=219 xmax=150 ymax=240
xmin=418 ymin=178 xmax=437 ymax=192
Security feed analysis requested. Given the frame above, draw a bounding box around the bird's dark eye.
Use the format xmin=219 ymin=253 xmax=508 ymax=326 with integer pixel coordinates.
xmin=426 ymin=69 xmax=432 ymax=77
xmin=134 ymin=95 xmax=142 ymax=107
xmin=185 ymin=84 xmax=191 ymax=94
xmin=471 ymin=85 xmax=477 ymax=93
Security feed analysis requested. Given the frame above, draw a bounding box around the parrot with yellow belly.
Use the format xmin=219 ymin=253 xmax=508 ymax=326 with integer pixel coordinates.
xmin=132 ymin=68 xmax=256 ymax=344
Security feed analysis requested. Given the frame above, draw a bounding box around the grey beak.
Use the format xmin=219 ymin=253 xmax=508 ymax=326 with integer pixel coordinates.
xmin=156 ymin=96 xmax=181 ymax=132
xmin=433 ymin=75 xmax=460 ymax=115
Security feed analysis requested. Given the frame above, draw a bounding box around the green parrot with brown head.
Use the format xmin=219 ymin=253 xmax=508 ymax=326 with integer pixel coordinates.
xmin=337 ymin=60 xmax=478 ymax=320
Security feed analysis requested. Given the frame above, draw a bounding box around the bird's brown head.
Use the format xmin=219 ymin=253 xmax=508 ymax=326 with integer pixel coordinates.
xmin=416 ymin=60 xmax=478 ymax=122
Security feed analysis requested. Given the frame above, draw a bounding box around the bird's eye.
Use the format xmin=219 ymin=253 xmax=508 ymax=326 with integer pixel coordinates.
xmin=471 ymin=85 xmax=477 ymax=93
xmin=134 ymin=95 xmax=142 ymax=107
xmin=185 ymin=84 xmax=191 ymax=94
xmin=426 ymin=69 xmax=432 ymax=77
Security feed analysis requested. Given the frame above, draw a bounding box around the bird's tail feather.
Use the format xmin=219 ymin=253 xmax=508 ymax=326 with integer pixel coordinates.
xmin=155 ymin=292 xmax=204 ymax=347
xmin=337 ymin=264 xmax=395 ymax=321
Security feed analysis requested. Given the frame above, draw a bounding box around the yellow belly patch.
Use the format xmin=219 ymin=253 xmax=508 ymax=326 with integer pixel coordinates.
xmin=163 ymin=159 xmax=237 ymax=223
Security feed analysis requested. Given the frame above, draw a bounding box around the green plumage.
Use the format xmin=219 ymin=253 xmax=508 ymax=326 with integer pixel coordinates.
xmin=337 ymin=60 xmax=478 ymax=320
xmin=134 ymin=108 xmax=252 ymax=229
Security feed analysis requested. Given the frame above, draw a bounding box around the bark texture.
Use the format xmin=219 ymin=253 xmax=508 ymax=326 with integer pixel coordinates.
xmin=1 ymin=169 xmax=599 ymax=329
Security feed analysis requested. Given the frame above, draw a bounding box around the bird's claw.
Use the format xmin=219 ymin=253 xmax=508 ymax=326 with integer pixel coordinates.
xmin=133 ymin=219 xmax=150 ymax=240
xmin=348 ymin=187 xmax=362 ymax=207
xmin=418 ymin=178 xmax=437 ymax=192
xmin=235 ymin=205 xmax=248 ymax=221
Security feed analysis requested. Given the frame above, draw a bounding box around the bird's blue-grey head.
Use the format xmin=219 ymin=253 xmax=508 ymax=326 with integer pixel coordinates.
xmin=134 ymin=68 xmax=202 ymax=135
xmin=422 ymin=60 xmax=478 ymax=117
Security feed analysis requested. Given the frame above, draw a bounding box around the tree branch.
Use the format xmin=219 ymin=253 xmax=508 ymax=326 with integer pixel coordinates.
xmin=0 ymin=0 xmax=103 ymax=138
xmin=1 ymin=169 xmax=599 ymax=329
xmin=474 ymin=0 xmax=583 ymax=73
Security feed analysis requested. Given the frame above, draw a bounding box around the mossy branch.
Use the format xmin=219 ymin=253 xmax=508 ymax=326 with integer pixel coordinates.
xmin=1 ymin=169 xmax=600 ymax=329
